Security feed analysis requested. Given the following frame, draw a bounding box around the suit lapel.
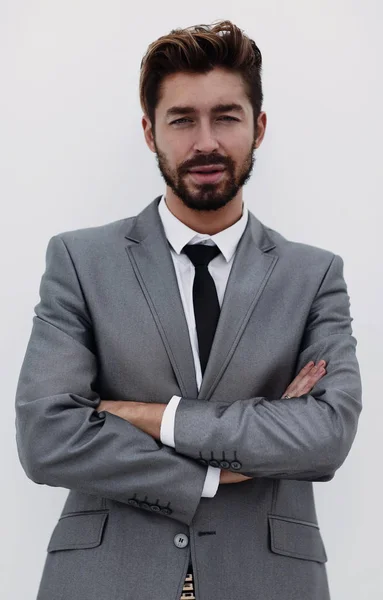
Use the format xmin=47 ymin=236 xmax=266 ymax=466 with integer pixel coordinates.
xmin=125 ymin=196 xmax=198 ymax=399
xmin=124 ymin=196 xmax=278 ymax=402
xmin=197 ymin=214 xmax=278 ymax=399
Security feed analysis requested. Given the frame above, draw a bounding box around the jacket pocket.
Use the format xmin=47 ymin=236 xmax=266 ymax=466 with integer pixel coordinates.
xmin=47 ymin=510 xmax=109 ymax=552
xmin=268 ymin=514 xmax=327 ymax=563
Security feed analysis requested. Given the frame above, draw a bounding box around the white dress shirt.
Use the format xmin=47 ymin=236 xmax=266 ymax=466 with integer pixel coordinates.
xmin=158 ymin=194 xmax=249 ymax=497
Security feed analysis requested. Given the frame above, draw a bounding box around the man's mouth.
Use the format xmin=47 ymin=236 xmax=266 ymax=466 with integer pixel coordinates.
xmin=187 ymin=166 xmax=226 ymax=184
xmin=188 ymin=165 xmax=226 ymax=173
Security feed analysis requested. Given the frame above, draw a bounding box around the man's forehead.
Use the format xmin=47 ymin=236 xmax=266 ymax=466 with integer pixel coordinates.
xmin=162 ymin=69 xmax=244 ymax=94
xmin=158 ymin=74 xmax=249 ymax=116
xmin=159 ymin=68 xmax=245 ymax=97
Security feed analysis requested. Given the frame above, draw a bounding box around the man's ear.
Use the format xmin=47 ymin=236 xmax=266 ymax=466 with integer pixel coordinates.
xmin=254 ymin=111 xmax=267 ymax=149
xmin=142 ymin=115 xmax=156 ymax=153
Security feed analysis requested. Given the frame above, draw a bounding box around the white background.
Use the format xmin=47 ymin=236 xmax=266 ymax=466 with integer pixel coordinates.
xmin=1 ymin=1 xmax=382 ymax=598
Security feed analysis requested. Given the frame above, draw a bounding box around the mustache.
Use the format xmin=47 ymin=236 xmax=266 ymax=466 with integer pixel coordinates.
xmin=180 ymin=157 xmax=230 ymax=172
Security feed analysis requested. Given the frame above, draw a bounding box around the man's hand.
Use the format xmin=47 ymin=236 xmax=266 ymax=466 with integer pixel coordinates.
xmin=220 ymin=471 xmax=253 ymax=484
xmin=281 ymin=359 xmax=327 ymax=399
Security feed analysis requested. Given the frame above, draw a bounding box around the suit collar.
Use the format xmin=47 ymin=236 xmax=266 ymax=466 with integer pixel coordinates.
xmin=125 ymin=195 xmax=276 ymax=253
xmin=157 ymin=194 xmax=249 ymax=263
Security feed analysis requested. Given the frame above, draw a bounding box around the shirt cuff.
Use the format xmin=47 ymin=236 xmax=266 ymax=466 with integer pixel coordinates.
xmin=160 ymin=395 xmax=181 ymax=447
xmin=161 ymin=396 xmax=220 ymax=497
xmin=201 ymin=465 xmax=221 ymax=497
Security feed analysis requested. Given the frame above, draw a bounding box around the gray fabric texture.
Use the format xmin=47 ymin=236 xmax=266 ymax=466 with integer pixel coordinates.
xmin=15 ymin=195 xmax=362 ymax=600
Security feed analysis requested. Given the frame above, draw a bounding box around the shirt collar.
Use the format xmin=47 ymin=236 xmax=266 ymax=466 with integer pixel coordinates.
xmin=158 ymin=194 xmax=249 ymax=263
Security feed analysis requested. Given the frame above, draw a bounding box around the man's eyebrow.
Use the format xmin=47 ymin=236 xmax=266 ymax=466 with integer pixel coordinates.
xmin=165 ymin=103 xmax=245 ymax=118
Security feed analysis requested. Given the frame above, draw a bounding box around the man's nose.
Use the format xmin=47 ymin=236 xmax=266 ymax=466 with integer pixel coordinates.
xmin=192 ymin=124 xmax=220 ymax=153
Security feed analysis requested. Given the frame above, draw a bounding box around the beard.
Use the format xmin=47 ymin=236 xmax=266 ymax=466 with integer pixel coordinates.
xmin=153 ymin=137 xmax=257 ymax=212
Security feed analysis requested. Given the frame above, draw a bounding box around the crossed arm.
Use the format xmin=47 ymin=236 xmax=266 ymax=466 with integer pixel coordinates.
xmin=15 ymin=235 xmax=362 ymax=526
xmin=95 ymin=359 xmax=328 ymax=483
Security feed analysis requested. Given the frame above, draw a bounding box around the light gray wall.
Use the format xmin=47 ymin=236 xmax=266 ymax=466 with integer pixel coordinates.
xmin=1 ymin=2 xmax=381 ymax=598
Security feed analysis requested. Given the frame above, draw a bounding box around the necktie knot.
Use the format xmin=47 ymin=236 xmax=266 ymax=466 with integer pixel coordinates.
xmin=182 ymin=243 xmax=221 ymax=267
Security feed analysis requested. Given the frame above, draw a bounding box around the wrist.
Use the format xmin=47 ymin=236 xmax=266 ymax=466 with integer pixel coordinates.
xmin=127 ymin=402 xmax=166 ymax=441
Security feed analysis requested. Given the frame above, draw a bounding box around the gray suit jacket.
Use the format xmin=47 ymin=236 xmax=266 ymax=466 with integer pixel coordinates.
xmin=15 ymin=195 xmax=362 ymax=600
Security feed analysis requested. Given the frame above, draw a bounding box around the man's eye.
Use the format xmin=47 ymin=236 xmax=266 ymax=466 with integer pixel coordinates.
xmin=170 ymin=116 xmax=239 ymax=125
xmin=171 ymin=118 xmax=191 ymax=125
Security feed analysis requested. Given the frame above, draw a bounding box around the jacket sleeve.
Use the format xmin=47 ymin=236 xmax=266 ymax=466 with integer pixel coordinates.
xmin=173 ymin=253 xmax=363 ymax=480
xmin=15 ymin=234 xmax=208 ymax=526
xmin=161 ymin=395 xmax=221 ymax=496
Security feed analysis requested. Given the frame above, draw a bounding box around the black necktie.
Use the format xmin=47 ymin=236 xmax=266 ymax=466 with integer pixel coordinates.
xmin=182 ymin=243 xmax=221 ymax=376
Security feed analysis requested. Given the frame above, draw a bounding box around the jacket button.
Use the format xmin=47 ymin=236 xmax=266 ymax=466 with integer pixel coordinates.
xmin=209 ymin=460 xmax=220 ymax=467
xmin=199 ymin=459 xmax=208 ymax=466
xmin=174 ymin=534 xmax=189 ymax=548
xmin=161 ymin=507 xmax=172 ymax=515
xmin=231 ymin=461 xmax=242 ymax=470
xmin=140 ymin=502 xmax=150 ymax=509
xmin=98 ymin=411 xmax=106 ymax=419
xmin=127 ymin=499 xmax=139 ymax=507
xmin=150 ymin=505 xmax=161 ymax=512
xmin=220 ymin=460 xmax=231 ymax=468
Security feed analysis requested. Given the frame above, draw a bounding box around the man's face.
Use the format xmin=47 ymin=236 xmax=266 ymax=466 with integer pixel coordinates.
xmin=143 ymin=67 xmax=263 ymax=212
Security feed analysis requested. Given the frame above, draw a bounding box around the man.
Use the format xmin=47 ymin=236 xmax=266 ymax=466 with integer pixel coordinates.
xmin=15 ymin=20 xmax=362 ymax=600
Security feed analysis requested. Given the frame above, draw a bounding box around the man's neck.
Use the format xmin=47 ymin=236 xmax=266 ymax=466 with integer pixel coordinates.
xmin=164 ymin=192 xmax=244 ymax=235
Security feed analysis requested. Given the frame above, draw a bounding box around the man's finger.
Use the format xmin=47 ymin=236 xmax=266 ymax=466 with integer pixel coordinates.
xmin=290 ymin=362 xmax=314 ymax=387
xmin=303 ymin=361 xmax=315 ymax=373
xmin=296 ymin=362 xmax=316 ymax=379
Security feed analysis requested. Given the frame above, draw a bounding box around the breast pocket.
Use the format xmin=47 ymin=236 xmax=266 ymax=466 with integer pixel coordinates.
xmin=268 ymin=514 xmax=327 ymax=563
xmin=47 ymin=510 xmax=109 ymax=552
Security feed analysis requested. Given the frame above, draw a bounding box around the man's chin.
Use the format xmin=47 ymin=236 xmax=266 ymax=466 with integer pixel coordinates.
xmin=177 ymin=191 xmax=235 ymax=212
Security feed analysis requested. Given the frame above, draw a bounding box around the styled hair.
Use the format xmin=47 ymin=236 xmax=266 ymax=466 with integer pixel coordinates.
xmin=139 ymin=20 xmax=263 ymax=135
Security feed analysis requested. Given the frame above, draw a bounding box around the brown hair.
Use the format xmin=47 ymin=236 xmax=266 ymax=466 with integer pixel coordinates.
xmin=139 ymin=20 xmax=263 ymax=135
